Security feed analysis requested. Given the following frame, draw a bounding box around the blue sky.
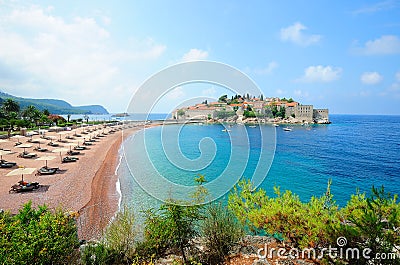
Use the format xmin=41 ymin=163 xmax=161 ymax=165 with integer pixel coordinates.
xmin=0 ymin=0 xmax=400 ymax=114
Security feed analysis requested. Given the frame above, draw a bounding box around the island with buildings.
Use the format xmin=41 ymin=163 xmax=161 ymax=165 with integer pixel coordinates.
xmin=173 ymin=95 xmax=330 ymax=124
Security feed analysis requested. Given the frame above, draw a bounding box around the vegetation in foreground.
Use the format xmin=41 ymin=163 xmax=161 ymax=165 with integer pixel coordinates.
xmin=0 ymin=201 xmax=79 ymax=265
xmin=1 ymin=178 xmax=399 ymax=265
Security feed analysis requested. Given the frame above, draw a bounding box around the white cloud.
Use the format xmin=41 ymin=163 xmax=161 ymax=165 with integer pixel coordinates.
xmin=353 ymin=0 xmax=398 ymax=15
xmin=360 ymin=72 xmax=383 ymax=85
xmin=254 ymin=61 xmax=278 ymax=75
xmin=396 ymin=71 xmax=400 ymax=81
xmin=275 ymin=89 xmax=286 ymax=95
xmin=297 ymin=65 xmax=342 ymax=83
xmin=0 ymin=5 xmax=166 ymax=111
xmin=359 ymin=90 xmax=371 ymax=97
xmin=202 ymin=86 xmax=217 ymax=97
xmin=166 ymin=86 xmax=185 ymax=99
xmin=357 ymin=35 xmax=400 ymax=55
xmin=280 ymin=22 xmax=321 ymax=46
xmin=182 ymin=48 xmax=209 ymax=62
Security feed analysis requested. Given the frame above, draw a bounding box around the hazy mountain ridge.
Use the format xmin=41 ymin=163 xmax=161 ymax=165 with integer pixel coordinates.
xmin=0 ymin=91 xmax=109 ymax=114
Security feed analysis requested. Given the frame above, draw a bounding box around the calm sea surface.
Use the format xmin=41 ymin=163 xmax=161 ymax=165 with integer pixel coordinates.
xmin=118 ymin=114 xmax=400 ymax=219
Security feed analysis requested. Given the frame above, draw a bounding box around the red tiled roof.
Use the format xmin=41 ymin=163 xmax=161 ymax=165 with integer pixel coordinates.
xmin=286 ymin=102 xmax=298 ymax=107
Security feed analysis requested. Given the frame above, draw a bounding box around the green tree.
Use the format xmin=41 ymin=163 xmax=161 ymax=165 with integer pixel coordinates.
xmin=243 ymin=110 xmax=256 ymax=118
xmin=201 ymin=203 xmax=244 ymax=264
xmin=21 ymin=105 xmax=42 ymax=126
xmin=43 ymin=109 xmax=50 ymax=116
xmin=332 ymin=187 xmax=400 ymax=265
xmin=278 ymin=106 xmax=286 ymax=118
xmin=0 ymin=201 xmax=79 ymax=264
xmin=141 ymin=201 xmax=201 ymax=263
xmin=177 ymin=109 xmax=185 ymax=118
xmin=263 ymin=106 xmax=273 ymax=118
xmin=103 ymin=206 xmax=137 ymax=263
xmin=2 ymin=98 xmax=20 ymax=114
xmin=228 ymin=180 xmax=339 ymax=249
xmin=218 ymin=95 xmax=228 ymax=103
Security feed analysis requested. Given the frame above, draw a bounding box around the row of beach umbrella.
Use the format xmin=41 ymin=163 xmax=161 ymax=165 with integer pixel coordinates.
xmin=2 ymin=125 xmax=124 ymax=182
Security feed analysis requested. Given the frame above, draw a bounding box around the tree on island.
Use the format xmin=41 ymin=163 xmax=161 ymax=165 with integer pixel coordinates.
xmin=177 ymin=109 xmax=185 ymax=118
xmin=218 ymin=94 xmax=228 ymax=103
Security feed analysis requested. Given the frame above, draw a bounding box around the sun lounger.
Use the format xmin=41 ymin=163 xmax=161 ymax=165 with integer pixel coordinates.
xmin=0 ymin=148 xmax=12 ymax=151
xmin=0 ymin=160 xmax=17 ymax=168
xmin=36 ymin=166 xmax=59 ymax=175
xmin=62 ymin=156 xmax=79 ymax=163
xmin=67 ymin=150 xmax=80 ymax=156
xmin=18 ymin=152 xmax=37 ymax=158
xmin=9 ymin=181 xmax=40 ymax=193
xmin=74 ymin=146 xmax=86 ymax=151
xmin=34 ymin=147 xmax=48 ymax=152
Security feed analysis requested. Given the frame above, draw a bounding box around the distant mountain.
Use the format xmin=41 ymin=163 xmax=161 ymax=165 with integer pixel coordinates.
xmin=0 ymin=91 xmax=109 ymax=114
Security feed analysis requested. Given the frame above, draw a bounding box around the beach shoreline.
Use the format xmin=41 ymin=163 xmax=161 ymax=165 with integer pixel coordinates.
xmin=77 ymin=130 xmax=124 ymax=239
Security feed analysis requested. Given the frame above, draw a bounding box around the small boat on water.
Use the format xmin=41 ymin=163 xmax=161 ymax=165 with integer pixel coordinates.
xmin=273 ymin=124 xmax=279 ymax=127
xmin=222 ymin=129 xmax=231 ymax=132
xmin=283 ymin=127 xmax=292 ymax=131
xmin=249 ymin=125 xmax=256 ymax=128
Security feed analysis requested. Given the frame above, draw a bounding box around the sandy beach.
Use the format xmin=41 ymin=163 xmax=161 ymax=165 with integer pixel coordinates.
xmin=0 ymin=125 xmax=141 ymax=240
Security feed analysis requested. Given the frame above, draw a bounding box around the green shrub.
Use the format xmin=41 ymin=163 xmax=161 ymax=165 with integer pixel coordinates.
xmin=140 ymin=201 xmax=202 ymax=263
xmin=81 ymin=242 xmax=113 ymax=265
xmin=103 ymin=206 xmax=137 ymax=262
xmin=0 ymin=201 xmax=79 ymax=265
xmin=200 ymin=203 xmax=244 ymax=264
xmin=332 ymin=186 xmax=400 ymax=265
xmin=228 ymin=179 xmax=339 ymax=248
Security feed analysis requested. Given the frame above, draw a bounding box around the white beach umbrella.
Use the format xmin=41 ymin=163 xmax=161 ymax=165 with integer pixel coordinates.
xmin=17 ymin=144 xmax=32 ymax=153
xmin=12 ymin=135 xmax=25 ymax=144
xmin=63 ymin=142 xmax=77 ymax=151
xmin=0 ymin=150 xmax=12 ymax=160
xmin=52 ymin=148 xmax=69 ymax=162
xmin=6 ymin=167 xmax=36 ymax=182
xmin=57 ymin=131 xmax=69 ymax=141
xmin=36 ymin=155 xmax=56 ymax=168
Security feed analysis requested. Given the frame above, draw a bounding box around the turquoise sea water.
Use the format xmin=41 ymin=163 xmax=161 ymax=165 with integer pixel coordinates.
xmin=118 ymin=115 xmax=400 ymax=220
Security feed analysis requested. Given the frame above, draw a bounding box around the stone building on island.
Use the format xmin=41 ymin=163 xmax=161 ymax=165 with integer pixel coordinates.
xmin=174 ymin=97 xmax=330 ymax=124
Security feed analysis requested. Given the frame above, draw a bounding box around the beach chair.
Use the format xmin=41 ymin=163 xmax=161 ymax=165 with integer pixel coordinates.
xmin=0 ymin=160 xmax=17 ymax=168
xmin=36 ymin=166 xmax=59 ymax=175
xmin=62 ymin=156 xmax=79 ymax=163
